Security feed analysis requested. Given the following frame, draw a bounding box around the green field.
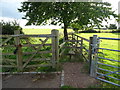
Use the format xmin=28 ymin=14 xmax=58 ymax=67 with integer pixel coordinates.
xmin=22 ymin=28 xmax=73 ymax=34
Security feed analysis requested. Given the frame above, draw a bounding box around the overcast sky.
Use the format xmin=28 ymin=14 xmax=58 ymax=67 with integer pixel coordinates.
xmin=0 ymin=0 xmax=120 ymax=28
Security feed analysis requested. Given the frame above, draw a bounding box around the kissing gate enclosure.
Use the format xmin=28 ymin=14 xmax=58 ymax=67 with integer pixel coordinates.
xmin=67 ymin=33 xmax=120 ymax=87
xmin=1 ymin=30 xmax=120 ymax=87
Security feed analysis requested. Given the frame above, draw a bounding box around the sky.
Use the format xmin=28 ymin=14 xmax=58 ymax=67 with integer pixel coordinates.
xmin=0 ymin=0 xmax=120 ymax=28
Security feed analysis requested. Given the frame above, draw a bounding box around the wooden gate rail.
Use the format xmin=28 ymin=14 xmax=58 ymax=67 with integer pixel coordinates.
xmin=68 ymin=33 xmax=90 ymax=62
xmin=0 ymin=44 xmax=52 ymax=47
xmin=59 ymin=41 xmax=67 ymax=57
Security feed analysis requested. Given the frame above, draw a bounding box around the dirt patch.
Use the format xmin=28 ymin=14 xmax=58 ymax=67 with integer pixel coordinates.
xmin=2 ymin=73 xmax=61 ymax=88
xmin=63 ymin=62 xmax=99 ymax=88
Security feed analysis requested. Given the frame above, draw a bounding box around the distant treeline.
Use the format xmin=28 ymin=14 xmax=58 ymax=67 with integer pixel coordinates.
xmin=78 ymin=29 xmax=120 ymax=33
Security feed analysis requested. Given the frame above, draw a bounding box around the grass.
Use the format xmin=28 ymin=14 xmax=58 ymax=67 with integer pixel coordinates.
xmin=22 ymin=28 xmax=74 ymax=44
xmin=22 ymin=28 xmax=73 ymax=35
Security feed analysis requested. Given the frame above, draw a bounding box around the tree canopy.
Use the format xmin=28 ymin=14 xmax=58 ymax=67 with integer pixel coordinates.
xmin=18 ymin=2 xmax=118 ymax=40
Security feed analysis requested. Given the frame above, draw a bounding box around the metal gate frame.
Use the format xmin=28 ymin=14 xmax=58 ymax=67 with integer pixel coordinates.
xmin=90 ymin=35 xmax=120 ymax=87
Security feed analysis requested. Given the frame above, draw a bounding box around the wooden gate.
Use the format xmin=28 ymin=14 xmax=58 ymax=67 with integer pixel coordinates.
xmin=1 ymin=30 xmax=59 ymax=72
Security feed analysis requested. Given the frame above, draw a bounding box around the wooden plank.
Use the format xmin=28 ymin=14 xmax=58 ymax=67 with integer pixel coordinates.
xmin=2 ymin=59 xmax=16 ymax=62
xmin=23 ymin=37 xmax=49 ymax=68
xmin=59 ymin=49 xmax=66 ymax=57
xmin=1 ymin=65 xmax=17 ymax=68
xmin=23 ymin=44 xmax=52 ymax=47
xmin=19 ymin=34 xmax=56 ymax=38
xmin=1 ymin=44 xmax=52 ymax=47
xmin=31 ymin=58 xmax=51 ymax=61
xmin=82 ymin=54 xmax=89 ymax=62
xmin=2 ymin=53 xmax=14 ymax=55
xmin=0 ymin=34 xmax=56 ymax=38
xmin=59 ymin=42 xmax=66 ymax=49
xmin=0 ymin=35 xmax=11 ymax=37
xmin=23 ymin=51 xmax=52 ymax=55
xmin=73 ymin=34 xmax=90 ymax=42
xmin=26 ymin=64 xmax=52 ymax=68
xmin=0 ymin=37 xmax=12 ymax=46
xmin=2 ymin=71 xmax=61 ymax=74
xmin=1 ymin=45 xmax=15 ymax=47
xmin=2 ymin=58 xmax=51 ymax=63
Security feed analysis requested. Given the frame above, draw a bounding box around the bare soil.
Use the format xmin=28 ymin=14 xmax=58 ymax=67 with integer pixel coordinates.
xmin=63 ymin=62 xmax=99 ymax=88
xmin=2 ymin=62 xmax=100 ymax=88
xmin=2 ymin=73 xmax=61 ymax=88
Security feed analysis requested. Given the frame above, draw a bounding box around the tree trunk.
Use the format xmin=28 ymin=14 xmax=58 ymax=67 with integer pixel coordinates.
xmin=63 ymin=24 xmax=68 ymax=40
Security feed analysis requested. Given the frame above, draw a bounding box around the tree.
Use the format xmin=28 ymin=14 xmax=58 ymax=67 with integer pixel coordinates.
xmin=108 ymin=24 xmax=117 ymax=29
xmin=1 ymin=20 xmax=23 ymax=44
xmin=1 ymin=20 xmax=23 ymax=35
xmin=18 ymin=2 xmax=117 ymax=40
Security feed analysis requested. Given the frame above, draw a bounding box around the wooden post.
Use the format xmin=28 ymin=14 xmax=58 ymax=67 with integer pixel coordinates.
xmin=90 ymin=35 xmax=98 ymax=77
xmin=80 ymin=38 xmax=83 ymax=57
xmin=51 ymin=30 xmax=59 ymax=68
xmin=89 ymin=37 xmax=93 ymax=74
xmin=14 ymin=30 xmax=23 ymax=71
xmin=77 ymin=36 xmax=79 ymax=47
xmin=75 ymin=35 xmax=77 ymax=48
xmin=76 ymin=36 xmax=79 ymax=51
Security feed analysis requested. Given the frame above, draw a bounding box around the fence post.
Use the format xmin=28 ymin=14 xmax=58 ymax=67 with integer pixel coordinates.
xmin=51 ymin=29 xmax=59 ymax=68
xmin=89 ymin=37 xmax=93 ymax=74
xmin=80 ymin=38 xmax=83 ymax=57
xmin=14 ymin=30 xmax=23 ymax=71
xmin=76 ymin=36 xmax=79 ymax=49
xmin=90 ymin=35 xmax=98 ymax=77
